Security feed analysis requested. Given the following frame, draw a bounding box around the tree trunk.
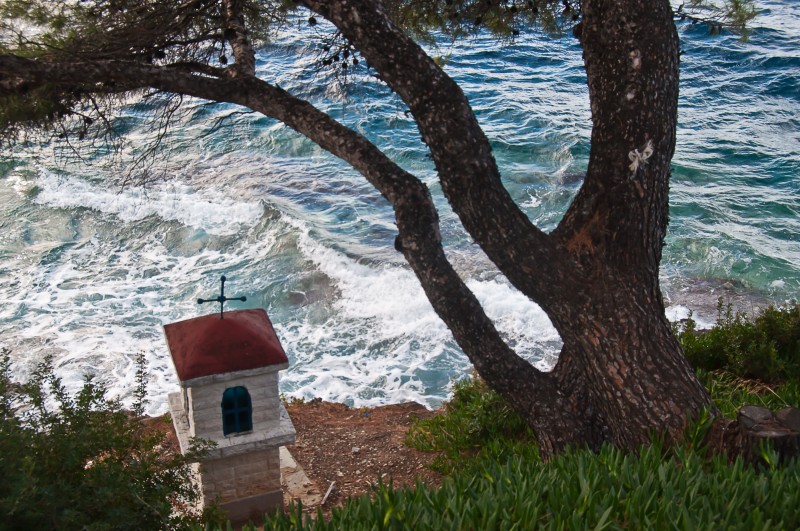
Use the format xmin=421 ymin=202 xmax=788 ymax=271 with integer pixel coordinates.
xmin=536 ymin=0 xmax=715 ymax=448
xmin=546 ymin=278 xmax=714 ymax=449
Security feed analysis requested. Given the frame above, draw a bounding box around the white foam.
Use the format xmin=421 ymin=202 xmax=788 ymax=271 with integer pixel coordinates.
xmin=665 ymin=304 xmax=714 ymax=330
xmin=0 ymin=207 xmax=284 ymax=414
xmin=274 ymin=214 xmax=562 ymax=407
xmin=466 ymin=278 xmax=561 ymax=371
xmin=520 ymin=193 xmax=542 ymax=209
xmin=665 ymin=304 xmax=692 ymax=323
xmin=34 ymin=170 xmax=263 ymax=236
xmin=8 ymin=171 xmax=35 ymax=194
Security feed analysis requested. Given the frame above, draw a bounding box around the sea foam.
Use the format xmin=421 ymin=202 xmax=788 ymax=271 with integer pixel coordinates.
xmin=34 ymin=170 xmax=263 ymax=236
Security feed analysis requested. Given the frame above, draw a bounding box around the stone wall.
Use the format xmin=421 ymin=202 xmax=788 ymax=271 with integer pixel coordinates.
xmin=200 ymin=447 xmax=282 ymax=504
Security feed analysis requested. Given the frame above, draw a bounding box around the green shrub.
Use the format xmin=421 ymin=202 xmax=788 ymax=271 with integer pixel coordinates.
xmin=0 ymin=349 xmax=211 ymax=531
xmin=404 ymin=374 xmax=538 ymax=473
xmin=676 ymin=300 xmax=800 ymax=385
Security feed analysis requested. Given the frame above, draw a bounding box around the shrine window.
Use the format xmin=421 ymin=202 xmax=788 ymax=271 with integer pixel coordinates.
xmin=221 ymin=386 xmax=252 ymax=435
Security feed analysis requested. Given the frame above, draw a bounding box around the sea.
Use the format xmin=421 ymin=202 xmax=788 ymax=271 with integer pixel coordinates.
xmin=1 ymin=1 xmax=798 ymax=415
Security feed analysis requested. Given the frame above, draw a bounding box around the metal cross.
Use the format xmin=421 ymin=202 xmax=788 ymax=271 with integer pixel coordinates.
xmin=197 ymin=275 xmax=247 ymax=319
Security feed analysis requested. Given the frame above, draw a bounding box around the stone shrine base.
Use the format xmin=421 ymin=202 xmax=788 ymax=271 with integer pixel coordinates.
xmin=220 ymin=490 xmax=284 ymax=526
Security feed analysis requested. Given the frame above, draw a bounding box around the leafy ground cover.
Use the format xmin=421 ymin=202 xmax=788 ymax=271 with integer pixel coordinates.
xmin=677 ymin=301 xmax=800 ymax=384
xmin=675 ymin=301 xmax=800 ymax=417
xmin=266 ymin=443 xmax=799 ymax=530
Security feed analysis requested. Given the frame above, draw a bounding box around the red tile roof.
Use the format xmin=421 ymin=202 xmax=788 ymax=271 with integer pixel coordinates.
xmin=164 ymin=308 xmax=288 ymax=382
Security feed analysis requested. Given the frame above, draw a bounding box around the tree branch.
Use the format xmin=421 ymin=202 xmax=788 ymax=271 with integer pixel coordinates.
xmin=299 ymin=0 xmax=585 ymax=312
xmin=222 ymin=0 xmax=256 ymax=77
xmin=552 ymin=0 xmax=679 ymax=280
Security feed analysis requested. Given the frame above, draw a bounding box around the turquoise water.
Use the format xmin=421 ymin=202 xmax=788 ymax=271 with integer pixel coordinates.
xmin=0 ymin=1 xmax=798 ymax=413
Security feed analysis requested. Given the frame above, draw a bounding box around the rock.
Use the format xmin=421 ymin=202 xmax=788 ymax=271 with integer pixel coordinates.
xmin=352 ymin=446 xmax=360 ymax=454
xmin=776 ymin=407 xmax=800 ymax=433
xmin=288 ymin=291 xmax=307 ymax=305
xmin=737 ymin=405 xmax=800 ymax=467
xmin=738 ymin=405 xmax=774 ymax=430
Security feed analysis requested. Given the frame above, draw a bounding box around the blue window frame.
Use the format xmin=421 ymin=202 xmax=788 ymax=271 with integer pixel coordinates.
xmin=221 ymin=386 xmax=252 ymax=435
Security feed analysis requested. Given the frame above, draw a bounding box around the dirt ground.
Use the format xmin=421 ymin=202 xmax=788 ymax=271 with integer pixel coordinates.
xmin=156 ymin=398 xmax=444 ymax=518
xmin=283 ymin=399 xmax=443 ymax=512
